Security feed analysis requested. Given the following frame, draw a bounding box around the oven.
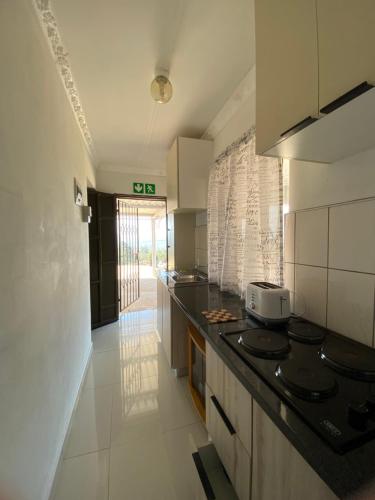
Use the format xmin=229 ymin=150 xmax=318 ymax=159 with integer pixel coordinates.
xmin=188 ymin=323 xmax=206 ymax=421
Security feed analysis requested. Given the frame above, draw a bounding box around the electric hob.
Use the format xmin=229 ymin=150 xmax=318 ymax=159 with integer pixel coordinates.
xmin=220 ymin=317 xmax=375 ymax=454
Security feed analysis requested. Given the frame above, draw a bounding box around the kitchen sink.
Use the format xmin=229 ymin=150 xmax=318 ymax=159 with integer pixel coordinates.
xmin=168 ymin=271 xmax=208 ymax=286
xmin=174 ymin=276 xmax=206 ymax=283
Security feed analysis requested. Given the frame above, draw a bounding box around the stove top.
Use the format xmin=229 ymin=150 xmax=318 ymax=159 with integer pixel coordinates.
xmin=221 ymin=317 xmax=375 ymax=454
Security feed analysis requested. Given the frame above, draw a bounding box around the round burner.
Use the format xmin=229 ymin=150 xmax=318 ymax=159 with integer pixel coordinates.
xmin=320 ymin=336 xmax=375 ymax=381
xmin=276 ymin=359 xmax=337 ymax=401
xmin=288 ymin=321 xmax=326 ymax=344
xmin=238 ymin=329 xmax=290 ymax=359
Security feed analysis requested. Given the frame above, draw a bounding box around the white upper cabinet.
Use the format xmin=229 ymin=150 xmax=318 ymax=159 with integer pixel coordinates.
xmin=166 ymin=137 xmax=213 ymax=213
xmin=317 ymin=0 xmax=375 ymax=111
xmin=255 ymin=0 xmax=319 ymax=155
xmin=256 ymin=0 xmax=375 ymax=163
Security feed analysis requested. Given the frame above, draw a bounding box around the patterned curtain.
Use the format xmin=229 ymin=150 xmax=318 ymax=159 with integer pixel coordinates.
xmin=208 ymin=128 xmax=283 ymax=296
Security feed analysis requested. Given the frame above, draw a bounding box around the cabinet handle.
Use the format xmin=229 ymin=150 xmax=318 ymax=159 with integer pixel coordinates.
xmin=280 ymin=116 xmax=318 ymax=139
xmin=210 ymin=396 xmax=236 ymax=435
xmin=192 ymin=452 xmax=216 ymax=499
xmin=320 ymin=81 xmax=374 ymax=114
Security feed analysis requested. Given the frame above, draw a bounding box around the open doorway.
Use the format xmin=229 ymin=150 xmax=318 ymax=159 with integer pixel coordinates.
xmin=117 ymin=196 xmax=167 ymax=313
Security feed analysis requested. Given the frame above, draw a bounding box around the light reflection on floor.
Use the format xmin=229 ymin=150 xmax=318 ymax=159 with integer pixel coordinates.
xmin=53 ymin=308 xmax=208 ymax=500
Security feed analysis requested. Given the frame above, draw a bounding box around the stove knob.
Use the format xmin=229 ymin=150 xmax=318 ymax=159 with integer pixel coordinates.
xmin=347 ymin=402 xmax=369 ymax=431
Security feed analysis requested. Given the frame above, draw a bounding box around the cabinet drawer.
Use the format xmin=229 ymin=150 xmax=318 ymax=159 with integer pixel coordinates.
xmin=206 ymin=385 xmax=251 ymax=500
xmin=206 ymin=343 xmax=252 ymax=455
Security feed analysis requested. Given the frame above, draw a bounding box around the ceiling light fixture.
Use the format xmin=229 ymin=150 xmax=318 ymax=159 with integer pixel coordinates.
xmin=150 ymin=71 xmax=173 ymax=104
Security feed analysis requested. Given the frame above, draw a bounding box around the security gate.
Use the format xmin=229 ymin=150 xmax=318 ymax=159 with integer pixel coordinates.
xmin=117 ymin=199 xmax=140 ymax=311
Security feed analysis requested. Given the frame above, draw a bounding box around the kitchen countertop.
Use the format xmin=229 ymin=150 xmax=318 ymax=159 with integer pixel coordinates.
xmin=159 ymin=275 xmax=375 ymax=499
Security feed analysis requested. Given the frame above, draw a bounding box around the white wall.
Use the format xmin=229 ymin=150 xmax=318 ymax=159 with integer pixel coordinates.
xmin=212 ymin=94 xmax=255 ymax=158
xmin=96 ymin=169 xmax=166 ymax=197
xmin=203 ymin=67 xmax=256 ymax=159
xmin=0 ymin=2 xmax=95 ymax=499
xmin=285 ymin=148 xmax=375 ymax=347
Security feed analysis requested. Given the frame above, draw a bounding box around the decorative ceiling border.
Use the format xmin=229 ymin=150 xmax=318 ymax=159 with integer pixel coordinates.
xmin=32 ymin=0 xmax=95 ymax=161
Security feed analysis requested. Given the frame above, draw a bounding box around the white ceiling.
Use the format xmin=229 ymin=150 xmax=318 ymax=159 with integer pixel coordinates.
xmin=52 ymin=0 xmax=255 ymax=174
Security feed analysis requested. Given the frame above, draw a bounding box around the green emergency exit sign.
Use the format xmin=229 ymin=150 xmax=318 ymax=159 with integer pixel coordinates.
xmin=132 ymin=182 xmax=156 ymax=195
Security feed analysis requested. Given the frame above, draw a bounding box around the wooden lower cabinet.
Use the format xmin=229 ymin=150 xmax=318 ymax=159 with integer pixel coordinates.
xmin=206 ymin=342 xmax=338 ymax=500
xmin=156 ymin=277 xmax=189 ymax=371
xmin=206 ymin=343 xmax=252 ymax=455
xmin=156 ymin=278 xmax=164 ymax=340
xmin=252 ymin=400 xmax=338 ymax=500
xmin=162 ymin=284 xmax=172 ymax=366
xmin=206 ymin=385 xmax=251 ymax=500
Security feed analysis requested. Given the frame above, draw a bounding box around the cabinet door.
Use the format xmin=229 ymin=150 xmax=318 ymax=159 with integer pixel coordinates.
xmin=206 ymin=385 xmax=251 ymax=500
xmin=252 ymin=401 xmax=338 ymax=500
xmin=171 ymin=300 xmax=189 ymax=370
xmin=162 ymin=285 xmax=172 ymax=366
xmin=156 ymin=278 xmax=164 ymax=340
xmin=206 ymin=344 xmax=252 ymax=455
xmin=178 ymin=137 xmax=212 ymax=211
xmin=317 ymin=0 xmax=375 ymax=111
xmin=255 ymin=0 xmax=318 ymax=154
xmin=167 ymin=139 xmax=178 ymax=213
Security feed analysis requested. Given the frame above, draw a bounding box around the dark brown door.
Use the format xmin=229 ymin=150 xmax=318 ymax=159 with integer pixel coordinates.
xmin=88 ymin=189 xmax=118 ymax=329
xmin=117 ymin=199 xmax=140 ymax=311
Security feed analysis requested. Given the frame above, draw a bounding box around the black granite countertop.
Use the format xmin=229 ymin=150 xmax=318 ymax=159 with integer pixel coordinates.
xmin=165 ymin=279 xmax=375 ymax=500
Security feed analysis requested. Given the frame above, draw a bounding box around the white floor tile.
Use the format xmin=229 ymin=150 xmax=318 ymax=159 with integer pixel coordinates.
xmin=109 ymin=433 xmax=177 ymax=500
xmin=54 ymin=450 xmax=109 ymax=500
xmin=84 ymin=350 xmax=122 ymax=389
xmin=158 ymin=381 xmax=200 ymax=433
xmin=64 ymin=386 xmax=113 ymax=459
xmin=92 ymin=329 xmax=120 ymax=353
xmin=163 ymin=422 xmax=208 ymax=500
xmin=56 ymin=307 xmax=207 ymax=500
xmin=110 ymin=378 xmax=161 ymax=448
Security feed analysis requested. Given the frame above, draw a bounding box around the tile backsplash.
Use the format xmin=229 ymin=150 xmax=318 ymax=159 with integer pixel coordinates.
xmin=195 ymin=211 xmax=208 ymax=274
xmin=284 ymin=198 xmax=375 ymax=347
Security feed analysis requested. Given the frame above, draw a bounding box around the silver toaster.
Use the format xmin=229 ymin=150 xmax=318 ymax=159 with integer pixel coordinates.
xmin=245 ymin=282 xmax=290 ymax=324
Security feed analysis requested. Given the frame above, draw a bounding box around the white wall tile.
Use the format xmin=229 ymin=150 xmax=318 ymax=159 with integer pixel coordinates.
xmin=329 ymin=199 xmax=375 ymax=273
xmin=284 ymin=213 xmax=295 ymax=263
xmin=295 ymin=208 xmax=328 ymax=267
xmin=295 ymin=265 xmax=328 ymax=326
xmin=327 ymin=269 xmax=375 ymax=346
xmin=283 ymin=263 xmax=295 ymax=313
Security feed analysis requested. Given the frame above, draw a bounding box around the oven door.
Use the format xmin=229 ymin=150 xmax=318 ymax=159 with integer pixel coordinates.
xmin=188 ymin=324 xmax=206 ymax=421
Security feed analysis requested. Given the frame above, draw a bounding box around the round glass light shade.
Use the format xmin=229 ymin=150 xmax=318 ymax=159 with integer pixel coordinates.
xmin=150 ymin=75 xmax=173 ymax=103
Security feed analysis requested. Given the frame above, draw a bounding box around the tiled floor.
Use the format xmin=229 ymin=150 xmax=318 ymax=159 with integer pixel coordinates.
xmin=53 ymin=308 xmax=208 ymax=500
